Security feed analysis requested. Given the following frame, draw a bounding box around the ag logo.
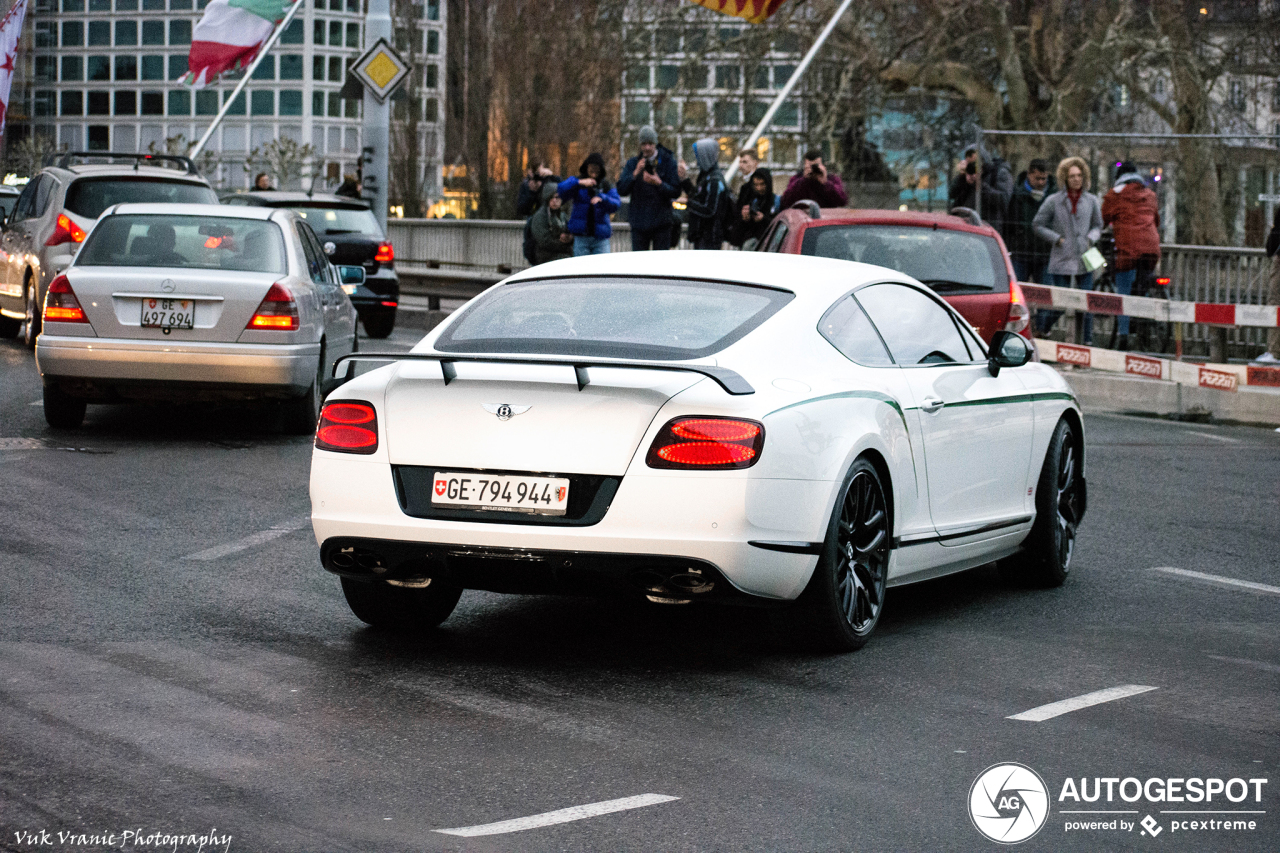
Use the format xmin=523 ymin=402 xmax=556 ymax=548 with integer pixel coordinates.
xmin=969 ymin=763 xmax=1049 ymax=844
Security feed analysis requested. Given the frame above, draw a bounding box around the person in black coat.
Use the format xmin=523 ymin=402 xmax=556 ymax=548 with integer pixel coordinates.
xmin=731 ymin=168 xmax=775 ymax=249
xmin=617 ymin=125 xmax=682 ymax=251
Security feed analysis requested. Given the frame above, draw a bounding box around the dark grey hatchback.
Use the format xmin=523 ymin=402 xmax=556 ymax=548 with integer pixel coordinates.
xmin=224 ymin=191 xmax=399 ymax=337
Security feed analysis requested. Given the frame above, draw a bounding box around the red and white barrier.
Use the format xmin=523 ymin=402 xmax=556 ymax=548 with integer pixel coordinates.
xmin=1036 ymin=339 xmax=1280 ymax=392
xmin=1020 ymin=283 xmax=1279 ymax=328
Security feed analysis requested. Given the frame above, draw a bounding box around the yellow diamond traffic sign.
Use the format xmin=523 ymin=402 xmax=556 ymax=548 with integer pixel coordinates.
xmin=351 ymin=37 xmax=410 ymax=103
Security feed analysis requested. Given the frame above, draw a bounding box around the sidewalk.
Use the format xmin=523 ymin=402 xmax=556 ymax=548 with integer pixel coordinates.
xmin=1054 ymin=365 xmax=1280 ymax=426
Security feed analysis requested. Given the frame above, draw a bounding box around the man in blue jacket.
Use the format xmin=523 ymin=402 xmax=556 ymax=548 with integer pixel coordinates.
xmin=557 ymin=153 xmax=621 ymax=256
xmin=617 ymin=125 xmax=681 ymax=251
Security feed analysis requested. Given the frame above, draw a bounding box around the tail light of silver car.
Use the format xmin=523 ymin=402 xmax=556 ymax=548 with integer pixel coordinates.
xmin=45 ymin=214 xmax=88 ymax=247
xmin=1004 ymin=281 xmax=1030 ymax=334
xmin=246 ymin=282 xmax=299 ymax=331
xmin=316 ymin=402 xmax=378 ymax=454
xmin=646 ymin=417 xmax=765 ymax=470
xmin=42 ymin=274 xmax=89 ymax=323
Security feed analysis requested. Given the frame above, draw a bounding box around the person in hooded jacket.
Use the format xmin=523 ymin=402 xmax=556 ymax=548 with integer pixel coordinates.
xmin=681 ymin=138 xmax=729 ymax=250
xmin=731 ymin=168 xmax=776 ymax=249
xmin=1101 ymin=162 xmax=1161 ymax=349
xmin=558 ymin=153 xmax=620 ymax=256
xmin=948 ymin=144 xmax=1014 ymax=232
xmin=617 ymin=125 xmax=682 ymax=251
xmin=1258 ymin=207 xmax=1280 ymax=364
xmin=529 ymin=182 xmax=574 ymax=265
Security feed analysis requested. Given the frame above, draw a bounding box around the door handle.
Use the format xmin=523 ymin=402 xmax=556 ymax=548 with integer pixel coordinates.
xmin=920 ymin=397 xmax=945 ymax=414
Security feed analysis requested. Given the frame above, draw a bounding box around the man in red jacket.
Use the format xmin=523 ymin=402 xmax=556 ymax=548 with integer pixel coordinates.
xmin=779 ymin=149 xmax=848 ymax=210
xmin=1102 ymin=163 xmax=1161 ymax=350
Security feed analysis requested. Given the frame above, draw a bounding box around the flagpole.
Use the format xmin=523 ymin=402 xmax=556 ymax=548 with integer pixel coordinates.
xmin=188 ymin=0 xmax=306 ymax=160
xmin=722 ymin=0 xmax=855 ymax=184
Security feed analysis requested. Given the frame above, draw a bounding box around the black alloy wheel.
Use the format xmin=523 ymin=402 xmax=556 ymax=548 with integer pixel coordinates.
xmin=791 ymin=457 xmax=891 ymax=652
xmin=1012 ymin=418 xmax=1079 ymax=587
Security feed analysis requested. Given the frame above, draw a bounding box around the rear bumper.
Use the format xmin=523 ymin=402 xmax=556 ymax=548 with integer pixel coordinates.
xmin=37 ymin=334 xmax=319 ymax=398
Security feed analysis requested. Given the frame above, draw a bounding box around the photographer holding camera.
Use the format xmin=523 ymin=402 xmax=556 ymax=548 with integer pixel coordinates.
xmin=779 ymin=148 xmax=848 ymax=211
xmin=617 ymin=125 xmax=682 ymax=251
xmin=557 ymin=153 xmax=621 ymax=256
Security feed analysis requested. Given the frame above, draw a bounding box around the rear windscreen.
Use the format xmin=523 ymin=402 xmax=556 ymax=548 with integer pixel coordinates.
xmin=435 ymin=277 xmax=794 ymax=360
xmin=76 ymin=214 xmax=288 ymax=274
xmin=64 ymin=178 xmax=218 ymax=219
xmin=289 ymin=206 xmax=381 ymax=236
xmin=802 ymin=224 xmax=1010 ymax=293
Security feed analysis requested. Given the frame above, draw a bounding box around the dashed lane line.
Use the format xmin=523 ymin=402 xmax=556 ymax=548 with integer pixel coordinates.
xmin=1007 ymin=685 xmax=1158 ymax=722
xmin=182 ymin=516 xmax=310 ymax=561
xmin=1186 ymin=430 xmax=1241 ymax=443
xmin=1152 ymin=567 xmax=1280 ymax=596
xmin=433 ymin=794 xmax=680 ymax=837
xmin=1207 ymin=655 xmax=1280 ymax=674
xmin=0 ymin=438 xmax=46 ymax=451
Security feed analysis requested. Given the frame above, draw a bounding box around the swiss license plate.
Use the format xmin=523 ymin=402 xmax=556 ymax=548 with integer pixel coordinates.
xmin=431 ymin=472 xmax=570 ymax=515
xmin=141 ymin=298 xmax=194 ymax=330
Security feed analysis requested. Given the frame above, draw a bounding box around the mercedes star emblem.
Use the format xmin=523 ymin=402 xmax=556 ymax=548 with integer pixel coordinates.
xmin=160 ymin=279 xmax=175 ymax=293
xmin=482 ymin=404 xmax=531 ymax=421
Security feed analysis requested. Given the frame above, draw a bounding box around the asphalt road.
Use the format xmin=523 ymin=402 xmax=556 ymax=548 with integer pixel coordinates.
xmin=1 ymin=327 xmax=1277 ymax=852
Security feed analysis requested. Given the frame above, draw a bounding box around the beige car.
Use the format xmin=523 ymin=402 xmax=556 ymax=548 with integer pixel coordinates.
xmin=35 ymin=203 xmax=359 ymax=432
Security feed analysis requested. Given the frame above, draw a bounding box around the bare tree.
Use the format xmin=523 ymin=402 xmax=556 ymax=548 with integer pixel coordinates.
xmin=3 ymin=135 xmax=59 ymax=180
xmin=244 ymin=136 xmax=316 ymax=190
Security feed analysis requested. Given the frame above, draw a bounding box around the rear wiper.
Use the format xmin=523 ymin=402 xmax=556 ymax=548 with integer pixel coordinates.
xmin=917 ymin=279 xmax=994 ymax=292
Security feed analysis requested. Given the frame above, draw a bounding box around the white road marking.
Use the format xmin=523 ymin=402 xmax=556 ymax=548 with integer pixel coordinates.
xmin=1060 ymin=810 xmax=1138 ymax=814
xmin=1007 ymin=685 xmax=1158 ymax=721
xmin=1152 ymin=567 xmax=1280 ymax=596
xmin=0 ymin=437 xmax=45 ymax=451
xmin=1186 ymin=430 xmax=1240 ymax=443
xmin=182 ymin=516 xmax=310 ymax=561
xmin=433 ymin=794 xmax=680 ymax=837
xmin=28 ymin=400 xmax=41 ymax=406
xmin=1207 ymin=655 xmax=1280 ymax=674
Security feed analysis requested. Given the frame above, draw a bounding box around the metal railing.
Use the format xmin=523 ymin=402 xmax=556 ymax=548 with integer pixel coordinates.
xmin=1160 ymin=244 xmax=1270 ymax=350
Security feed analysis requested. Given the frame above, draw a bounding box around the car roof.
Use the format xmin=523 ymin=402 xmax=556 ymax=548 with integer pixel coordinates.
xmin=780 ymin=207 xmax=1003 ymax=239
xmin=106 ymin=202 xmax=282 ymax=220
xmin=47 ymin=164 xmax=212 ymax=184
xmin=505 ymin=249 xmax=918 ymax=294
xmin=0 ymin=185 xmax=20 ymax=195
xmin=228 ymin=191 xmax=370 ymax=207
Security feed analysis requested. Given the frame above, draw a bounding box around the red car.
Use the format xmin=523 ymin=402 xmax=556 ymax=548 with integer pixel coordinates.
xmin=756 ymin=203 xmax=1031 ymax=345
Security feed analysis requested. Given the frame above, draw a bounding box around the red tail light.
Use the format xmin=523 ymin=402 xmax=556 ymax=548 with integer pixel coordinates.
xmin=1155 ymin=276 xmax=1171 ymax=287
xmin=646 ymin=417 xmax=765 ymax=470
xmin=1005 ymin=281 xmax=1030 ymax=334
xmin=45 ymin=214 xmax=88 ymax=247
xmin=316 ymin=402 xmax=378 ymax=453
xmin=374 ymin=242 xmax=394 ymax=264
xmin=42 ymin=274 xmax=89 ymax=323
xmin=246 ymin=282 xmax=299 ymax=330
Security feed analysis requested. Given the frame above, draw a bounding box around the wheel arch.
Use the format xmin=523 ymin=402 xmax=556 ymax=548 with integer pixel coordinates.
xmin=854 ymin=446 xmax=896 ymax=538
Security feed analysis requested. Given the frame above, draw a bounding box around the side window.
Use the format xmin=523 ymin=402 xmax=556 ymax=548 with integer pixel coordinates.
xmin=763 ymin=221 xmax=788 ymax=252
xmin=295 ymin=221 xmax=327 ymax=284
xmin=33 ymin=176 xmax=56 ymax=216
xmin=819 ymin=294 xmax=893 ymax=366
xmin=10 ymin=179 xmax=39 ymax=222
xmin=854 ymin=283 xmax=976 ymax=366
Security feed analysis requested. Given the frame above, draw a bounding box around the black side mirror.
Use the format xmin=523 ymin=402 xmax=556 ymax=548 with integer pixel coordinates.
xmin=987 ymin=330 xmax=1031 ymax=377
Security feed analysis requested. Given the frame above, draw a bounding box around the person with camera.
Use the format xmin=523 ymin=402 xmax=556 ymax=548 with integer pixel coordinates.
xmin=617 ymin=125 xmax=681 ymax=251
xmin=731 ymin=168 xmax=776 ymax=250
xmin=779 ymin=149 xmax=848 ymax=211
xmin=948 ymin=144 xmax=1014 ymax=232
xmin=530 ymin=183 xmax=574 ymax=265
xmin=557 ymin=153 xmax=620 ymax=256
xmin=517 ymin=163 xmax=559 ymax=265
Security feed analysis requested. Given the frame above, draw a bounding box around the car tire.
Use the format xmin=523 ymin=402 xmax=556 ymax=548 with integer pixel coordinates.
xmin=280 ymin=346 xmax=324 ymax=435
xmin=43 ymin=384 xmax=86 ymax=429
xmin=1008 ymin=418 xmax=1080 ymax=587
xmin=362 ymin=310 xmax=395 ymax=339
xmin=340 ymin=577 xmax=463 ymax=631
xmin=788 ymin=457 xmax=891 ymax=652
xmin=21 ymin=279 xmax=40 ymax=349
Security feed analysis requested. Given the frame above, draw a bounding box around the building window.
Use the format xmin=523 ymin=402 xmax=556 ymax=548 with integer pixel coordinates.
xmin=63 ymin=21 xmax=84 ymax=47
xmin=773 ymin=31 xmax=799 ymax=53
xmin=774 ymin=64 xmax=795 ymax=88
xmin=313 ymin=20 xmax=324 ymax=45
xmin=681 ymin=65 xmax=708 ymax=90
xmin=425 ymin=64 xmax=437 ymax=88
xmin=312 ymin=91 xmax=324 ymax=116
xmin=87 ymin=91 xmax=110 ymax=115
xmin=714 ymin=100 xmax=740 ymax=126
xmin=88 ymin=20 xmax=111 ymax=45
xmin=117 ymin=0 xmax=138 ymax=9
xmin=168 ymin=89 xmax=191 ymax=115
xmin=251 ymin=90 xmax=274 ymax=115
xmin=88 ymin=126 xmax=110 ymax=151
xmin=170 ymin=20 xmax=192 ymax=45
xmin=115 ymin=90 xmax=137 ymax=115
xmin=329 ymin=21 xmax=342 ymax=46
xmin=775 ymin=101 xmax=799 ymax=126
xmin=344 ymin=98 xmax=358 ymax=118
xmin=425 ymin=97 xmax=438 ymax=121
xmin=328 ymin=56 xmax=343 ymax=81
xmin=427 ymin=30 xmax=439 ymax=54
xmin=35 ymin=56 xmax=56 ymax=83
xmin=658 ymin=100 xmax=678 ymax=128
xmin=141 ymin=55 xmax=165 ymax=80
xmin=61 ymin=91 xmax=84 ymax=116
xmin=142 ymin=21 xmax=164 ymax=45
xmin=142 ymin=0 xmax=164 ymax=8
xmin=87 ymin=56 xmax=110 ymax=81
xmin=116 ymin=20 xmax=137 ymax=45
xmin=195 ymin=89 xmax=218 ymax=114
xmin=61 ymin=56 xmax=83 ymax=81
xmin=346 ymin=22 xmax=359 ymax=48
xmin=346 ymin=0 xmax=358 ymax=11
xmin=745 ymin=100 xmax=766 ymax=125
xmin=90 ymin=0 xmax=111 ymax=11
xmin=656 ymin=65 xmax=678 ymax=90
xmin=252 ymin=56 xmax=275 ymax=80
xmin=715 ymin=65 xmax=739 ymax=90
xmin=115 ymin=55 xmax=138 ymax=80
xmin=328 ymin=91 xmax=340 ymax=117
xmin=35 ymin=90 xmax=56 ymax=117
xmin=656 ymin=27 xmax=680 ymax=53
xmin=625 ymin=65 xmax=648 ymax=90
xmin=280 ymin=19 xmax=303 ymax=45
xmin=36 ymin=21 xmax=56 ymax=48
xmin=626 ymin=100 xmax=651 ymax=125
xmin=752 ymin=66 xmax=768 ymax=89
xmin=171 ymin=0 xmax=192 ymax=8
xmin=683 ymin=99 xmax=708 ymax=127
xmin=63 ymin=0 xmax=85 ymax=10
xmin=427 ymin=0 xmax=439 ymax=20
xmin=279 ymin=90 xmax=303 ymax=116
xmin=169 ymin=54 xmax=189 ymax=79
xmin=223 ymin=90 xmax=246 ymax=115
xmin=686 ymin=28 xmax=707 ymax=53
xmin=141 ymin=91 xmax=164 ymax=114
xmin=312 ymin=56 xmax=324 ymax=80
xmin=280 ymin=55 xmax=303 ymax=80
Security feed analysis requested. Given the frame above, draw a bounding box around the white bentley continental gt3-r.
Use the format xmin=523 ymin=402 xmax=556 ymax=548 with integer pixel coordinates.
xmin=309 ymin=252 xmax=1085 ymax=651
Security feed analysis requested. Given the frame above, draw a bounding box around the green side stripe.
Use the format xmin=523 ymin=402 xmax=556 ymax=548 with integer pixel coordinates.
xmin=934 ymin=391 xmax=1078 ymax=409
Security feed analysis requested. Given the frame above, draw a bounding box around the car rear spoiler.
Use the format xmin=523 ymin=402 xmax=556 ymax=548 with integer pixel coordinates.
xmin=48 ymin=151 xmax=201 ymax=175
xmin=333 ymin=353 xmax=755 ymax=395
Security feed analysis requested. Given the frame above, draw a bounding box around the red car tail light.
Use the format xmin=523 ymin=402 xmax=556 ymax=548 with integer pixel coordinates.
xmin=45 ymin=213 xmax=88 ymax=247
xmin=246 ymin=282 xmax=299 ymax=330
xmin=1155 ymin=276 xmax=1171 ymax=287
xmin=43 ymin=274 xmax=89 ymax=323
xmin=646 ymin=417 xmax=765 ymax=470
xmin=316 ymin=402 xmax=378 ymax=454
xmin=1005 ymin=281 xmax=1030 ymax=335
xmin=374 ymin=242 xmax=394 ymax=264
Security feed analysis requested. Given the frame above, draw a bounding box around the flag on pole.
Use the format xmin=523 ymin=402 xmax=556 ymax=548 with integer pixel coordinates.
xmin=0 ymin=0 xmax=28 ymax=134
xmin=686 ymin=0 xmax=786 ymax=24
xmin=183 ymin=0 xmax=297 ymax=88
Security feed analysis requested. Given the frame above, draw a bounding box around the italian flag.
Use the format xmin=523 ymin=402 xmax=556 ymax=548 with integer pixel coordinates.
xmin=183 ymin=0 xmax=296 ymax=88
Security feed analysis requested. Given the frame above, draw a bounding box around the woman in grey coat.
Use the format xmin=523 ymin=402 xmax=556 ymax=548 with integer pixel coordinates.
xmin=1032 ymin=156 xmax=1103 ymax=341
